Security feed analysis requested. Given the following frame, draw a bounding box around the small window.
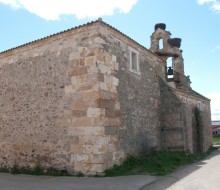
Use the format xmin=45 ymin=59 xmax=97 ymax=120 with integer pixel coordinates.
xmin=159 ymin=39 xmax=163 ymax=49
xmin=129 ymin=47 xmax=140 ymax=75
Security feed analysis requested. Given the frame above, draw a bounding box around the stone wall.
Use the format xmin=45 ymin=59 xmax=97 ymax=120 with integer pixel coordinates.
xmin=176 ymin=91 xmax=212 ymax=153
xmin=160 ymin=78 xmax=212 ymax=153
xmin=116 ymin=51 xmax=162 ymax=155
xmin=0 ymin=22 xmax=122 ymax=174
xmin=0 ymin=20 xmax=164 ymax=174
xmin=98 ymin=23 xmax=165 ymax=156
xmin=0 ymin=20 xmax=212 ymax=175
xmin=0 ymin=45 xmax=73 ymax=170
xmin=159 ymin=79 xmax=185 ymax=151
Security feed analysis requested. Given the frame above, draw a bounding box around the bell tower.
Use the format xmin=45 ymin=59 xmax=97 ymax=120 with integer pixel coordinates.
xmin=150 ymin=23 xmax=190 ymax=89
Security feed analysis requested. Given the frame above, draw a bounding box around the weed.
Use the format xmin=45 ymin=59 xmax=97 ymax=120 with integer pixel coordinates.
xmin=32 ymin=164 xmax=44 ymax=175
xmin=45 ymin=167 xmax=69 ymax=176
xmin=1 ymin=147 xmax=217 ymax=177
xmin=104 ymin=147 xmax=217 ymax=176
xmin=11 ymin=164 xmax=21 ymax=174
xmin=4 ymin=164 xmax=70 ymax=176
xmin=75 ymin=171 xmax=85 ymax=177
xmin=0 ymin=167 xmax=9 ymax=173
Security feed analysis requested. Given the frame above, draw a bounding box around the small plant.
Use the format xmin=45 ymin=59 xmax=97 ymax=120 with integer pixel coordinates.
xmin=4 ymin=163 xmax=70 ymax=176
xmin=1 ymin=147 xmax=217 ymax=177
xmin=104 ymin=147 xmax=217 ymax=176
xmin=93 ymin=173 xmax=103 ymax=177
xmin=32 ymin=164 xmax=44 ymax=175
xmin=75 ymin=171 xmax=85 ymax=177
xmin=45 ymin=167 xmax=69 ymax=176
xmin=11 ymin=164 xmax=21 ymax=174
xmin=19 ymin=167 xmax=32 ymax=175
xmin=0 ymin=167 xmax=9 ymax=173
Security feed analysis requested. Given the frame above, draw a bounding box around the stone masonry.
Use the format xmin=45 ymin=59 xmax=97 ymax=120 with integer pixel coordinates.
xmin=0 ymin=21 xmax=122 ymax=174
xmin=0 ymin=20 xmax=212 ymax=174
xmin=150 ymin=23 xmax=212 ymax=153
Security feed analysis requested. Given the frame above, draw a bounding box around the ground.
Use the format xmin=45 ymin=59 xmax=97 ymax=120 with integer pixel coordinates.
xmin=0 ymin=150 xmax=219 ymax=190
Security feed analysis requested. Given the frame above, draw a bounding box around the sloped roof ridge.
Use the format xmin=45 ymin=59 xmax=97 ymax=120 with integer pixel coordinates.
xmin=190 ymin=89 xmax=210 ymax=101
xmin=99 ymin=20 xmax=150 ymax=52
xmin=0 ymin=19 xmax=162 ymax=61
xmin=159 ymin=76 xmax=210 ymax=101
xmin=0 ymin=20 xmax=98 ymax=54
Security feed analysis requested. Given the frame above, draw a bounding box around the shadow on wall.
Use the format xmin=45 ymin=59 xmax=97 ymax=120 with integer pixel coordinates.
xmin=192 ymin=107 xmax=204 ymax=153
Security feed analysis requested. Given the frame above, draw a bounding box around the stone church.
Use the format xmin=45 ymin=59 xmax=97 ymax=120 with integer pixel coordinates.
xmin=0 ymin=19 xmax=211 ymax=174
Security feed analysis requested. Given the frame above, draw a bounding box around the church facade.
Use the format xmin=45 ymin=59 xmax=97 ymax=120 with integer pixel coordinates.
xmin=0 ymin=19 xmax=211 ymax=174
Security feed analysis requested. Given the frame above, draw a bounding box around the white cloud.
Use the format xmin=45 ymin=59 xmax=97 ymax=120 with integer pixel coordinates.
xmin=0 ymin=0 xmax=138 ymax=20
xmin=212 ymin=1 xmax=220 ymax=10
xmin=206 ymin=92 xmax=220 ymax=120
xmin=0 ymin=0 xmax=20 ymax=8
xmin=197 ymin=0 xmax=216 ymax=5
xmin=211 ymin=45 xmax=220 ymax=52
xmin=196 ymin=0 xmax=220 ymax=11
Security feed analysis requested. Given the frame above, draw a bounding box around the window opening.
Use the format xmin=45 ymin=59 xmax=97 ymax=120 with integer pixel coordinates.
xmin=131 ymin=51 xmax=137 ymax=70
xmin=129 ymin=47 xmax=140 ymax=75
xmin=159 ymin=39 xmax=163 ymax=49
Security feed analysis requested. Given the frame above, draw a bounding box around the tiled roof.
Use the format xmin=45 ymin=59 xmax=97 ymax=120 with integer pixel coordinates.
xmin=0 ymin=19 xmax=157 ymax=58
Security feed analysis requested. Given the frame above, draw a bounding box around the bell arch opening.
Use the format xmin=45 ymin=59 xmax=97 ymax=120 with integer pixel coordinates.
xmin=159 ymin=39 xmax=163 ymax=49
xmin=166 ymin=57 xmax=173 ymax=79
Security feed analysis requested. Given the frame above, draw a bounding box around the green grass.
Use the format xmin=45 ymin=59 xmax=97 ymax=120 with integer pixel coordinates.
xmin=9 ymin=164 xmax=70 ymax=176
xmin=104 ymin=147 xmax=217 ymax=177
xmin=1 ymin=164 xmax=86 ymax=177
xmin=0 ymin=167 xmax=9 ymax=173
xmin=212 ymin=137 xmax=220 ymax=143
xmin=0 ymin=147 xmax=217 ymax=177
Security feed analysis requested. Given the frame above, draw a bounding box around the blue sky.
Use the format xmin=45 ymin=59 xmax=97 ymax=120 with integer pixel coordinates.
xmin=0 ymin=0 xmax=219 ymax=120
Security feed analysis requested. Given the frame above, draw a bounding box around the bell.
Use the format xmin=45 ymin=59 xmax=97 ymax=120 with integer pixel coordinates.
xmin=167 ymin=67 xmax=173 ymax=75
